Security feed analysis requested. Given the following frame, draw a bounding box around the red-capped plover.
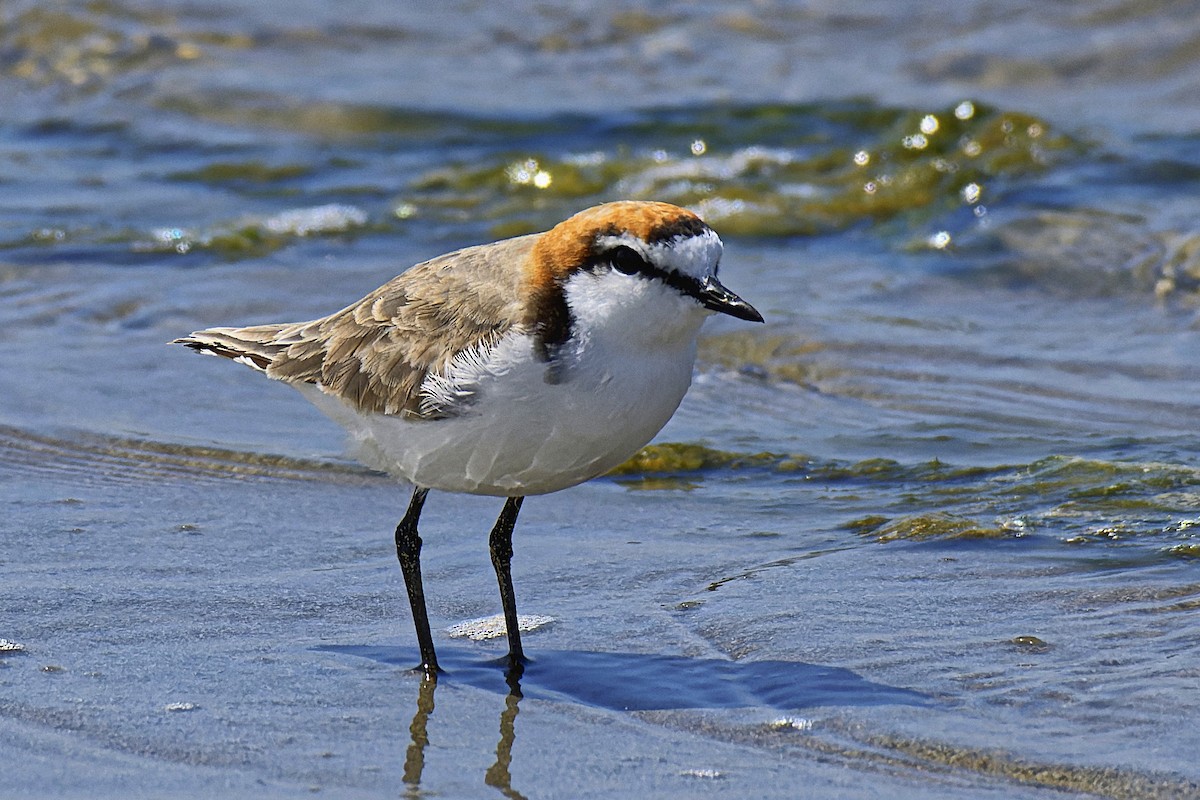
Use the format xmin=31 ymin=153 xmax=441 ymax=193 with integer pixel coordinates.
xmin=175 ymin=201 xmax=763 ymax=676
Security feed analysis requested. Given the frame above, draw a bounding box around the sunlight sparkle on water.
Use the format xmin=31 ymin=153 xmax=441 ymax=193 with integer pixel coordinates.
xmin=506 ymin=158 xmax=553 ymax=188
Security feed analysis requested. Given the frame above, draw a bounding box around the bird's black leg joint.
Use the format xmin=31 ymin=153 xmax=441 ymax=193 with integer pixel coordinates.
xmin=395 ymin=487 xmax=440 ymax=677
xmin=489 ymin=496 xmax=526 ymax=667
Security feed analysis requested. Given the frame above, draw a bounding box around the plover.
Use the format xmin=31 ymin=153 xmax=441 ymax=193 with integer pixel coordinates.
xmin=175 ymin=201 xmax=762 ymax=676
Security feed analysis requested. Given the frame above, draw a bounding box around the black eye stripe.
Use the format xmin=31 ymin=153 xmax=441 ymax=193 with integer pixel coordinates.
xmin=584 ymin=242 xmax=707 ymax=300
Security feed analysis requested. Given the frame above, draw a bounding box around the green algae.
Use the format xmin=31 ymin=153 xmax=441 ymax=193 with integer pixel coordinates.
xmin=2 ymin=6 xmax=201 ymax=92
xmin=1166 ymin=542 xmax=1200 ymax=559
xmin=607 ymin=443 xmax=780 ymax=486
xmin=610 ymin=443 xmax=738 ymax=475
xmin=1010 ymin=635 xmax=1051 ymax=652
xmin=605 ymin=444 xmax=1200 ymax=552
xmin=852 ymin=457 xmax=1200 ymax=548
xmin=697 ymin=331 xmax=826 ymax=386
xmin=958 ymin=208 xmax=1200 ymax=302
xmin=864 ymin=512 xmax=1008 ymax=542
xmin=815 ymin=458 xmax=1001 ymax=485
xmin=843 ymin=515 xmax=890 ymax=535
xmin=6 ymin=87 xmax=1085 ymax=265
xmin=171 ymin=161 xmax=315 ymax=186
xmin=397 ymin=100 xmax=1078 ymax=240
xmin=133 ymin=203 xmax=372 ymax=259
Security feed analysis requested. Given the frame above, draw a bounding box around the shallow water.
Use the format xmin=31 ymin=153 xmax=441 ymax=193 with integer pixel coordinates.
xmin=3 ymin=2 xmax=1200 ymax=798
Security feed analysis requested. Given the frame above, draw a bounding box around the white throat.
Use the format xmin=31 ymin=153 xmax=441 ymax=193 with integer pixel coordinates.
xmin=563 ymin=271 xmax=707 ymax=356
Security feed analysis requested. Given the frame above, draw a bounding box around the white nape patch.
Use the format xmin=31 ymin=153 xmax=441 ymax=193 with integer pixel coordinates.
xmin=594 ymin=227 xmax=723 ymax=281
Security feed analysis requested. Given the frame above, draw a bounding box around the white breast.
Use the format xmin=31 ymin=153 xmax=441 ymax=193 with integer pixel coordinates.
xmin=300 ymin=275 xmax=709 ymax=497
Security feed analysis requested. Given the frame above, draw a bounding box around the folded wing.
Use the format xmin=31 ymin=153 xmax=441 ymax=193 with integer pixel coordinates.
xmin=174 ymin=235 xmax=535 ymax=419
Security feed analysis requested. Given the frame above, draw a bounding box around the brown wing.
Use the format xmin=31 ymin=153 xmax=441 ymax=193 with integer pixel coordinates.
xmin=175 ymin=235 xmax=536 ymax=418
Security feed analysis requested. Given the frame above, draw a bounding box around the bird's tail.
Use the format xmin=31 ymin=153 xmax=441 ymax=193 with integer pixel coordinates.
xmin=172 ymin=325 xmax=292 ymax=373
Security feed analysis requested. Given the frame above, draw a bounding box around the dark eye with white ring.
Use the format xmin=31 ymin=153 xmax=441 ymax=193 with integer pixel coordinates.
xmin=609 ymin=245 xmax=647 ymax=276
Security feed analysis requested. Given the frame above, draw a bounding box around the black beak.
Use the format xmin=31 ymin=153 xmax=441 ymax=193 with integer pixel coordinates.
xmin=694 ymin=275 xmax=764 ymax=323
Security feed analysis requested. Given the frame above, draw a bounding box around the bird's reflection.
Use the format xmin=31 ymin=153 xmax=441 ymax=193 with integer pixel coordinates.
xmin=484 ymin=663 xmax=526 ymax=800
xmin=316 ymin=643 xmax=928 ymax=796
xmin=402 ymin=674 xmax=436 ymax=797
xmin=402 ymin=663 xmax=528 ymax=800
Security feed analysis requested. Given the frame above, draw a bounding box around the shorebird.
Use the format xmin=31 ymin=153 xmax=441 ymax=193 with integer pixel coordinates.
xmin=175 ymin=200 xmax=762 ymax=676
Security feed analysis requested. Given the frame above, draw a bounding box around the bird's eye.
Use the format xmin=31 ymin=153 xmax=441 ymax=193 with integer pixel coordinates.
xmin=609 ymin=246 xmax=646 ymax=276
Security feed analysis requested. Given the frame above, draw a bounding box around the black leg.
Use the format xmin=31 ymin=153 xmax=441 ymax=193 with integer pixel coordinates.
xmin=489 ymin=496 xmax=526 ymax=666
xmin=395 ymin=486 xmax=439 ymax=676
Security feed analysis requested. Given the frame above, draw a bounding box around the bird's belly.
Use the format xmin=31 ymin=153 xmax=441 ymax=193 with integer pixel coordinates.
xmin=299 ymin=348 xmax=695 ymax=496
